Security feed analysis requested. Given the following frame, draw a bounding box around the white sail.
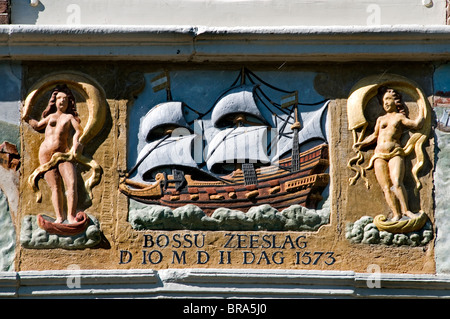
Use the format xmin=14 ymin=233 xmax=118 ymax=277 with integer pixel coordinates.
xmin=205 ymin=126 xmax=270 ymax=172
xmin=272 ymin=101 xmax=329 ymax=161
xmin=439 ymin=108 xmax=450 ymax=127
xmin=140 ymin=101 xmax=189 ymax=140
xmin=211 ymin=85 xmax=266 ymax=127
xmin=137 ymin=135 xmax=198 ymax=179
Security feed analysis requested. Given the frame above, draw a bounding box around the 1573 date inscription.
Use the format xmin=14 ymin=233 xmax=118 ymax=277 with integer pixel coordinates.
xmin=119 ymin=233 xmax=337 ymax=266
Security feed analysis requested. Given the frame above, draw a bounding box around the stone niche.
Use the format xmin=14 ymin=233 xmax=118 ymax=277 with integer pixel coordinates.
xmin=15 ymin=61 xmax=435 ymax=274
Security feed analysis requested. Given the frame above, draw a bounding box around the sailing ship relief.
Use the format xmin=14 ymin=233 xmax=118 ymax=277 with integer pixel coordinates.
xmin=119 ymin=69 xmax=330 ymax=216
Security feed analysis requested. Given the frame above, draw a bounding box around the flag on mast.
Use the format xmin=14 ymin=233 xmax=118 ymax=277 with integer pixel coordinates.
xmin=281 ymin=91 xmax=298 ymax=109
xmin=151 ymin=71 xmax=170 ymax=93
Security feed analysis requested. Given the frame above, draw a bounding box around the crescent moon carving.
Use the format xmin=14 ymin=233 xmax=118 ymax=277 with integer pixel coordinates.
xmin=23 ymin=71 xmax=107 ymax=202
xmin=23 ymin=71 xmax=107 ymax=145
xmin=346 ymin=74 xmax=431 ymax=190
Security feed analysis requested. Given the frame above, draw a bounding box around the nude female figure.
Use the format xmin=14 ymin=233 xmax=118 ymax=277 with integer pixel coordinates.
xmin=24 ymin=85 xmax=83 ymax=224
xmin=353 ymin=86 xmax=424 ymax=221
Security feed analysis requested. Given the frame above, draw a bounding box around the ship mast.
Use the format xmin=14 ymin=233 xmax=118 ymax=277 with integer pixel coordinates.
xmin=236 ymin=68 xmax=258 ymax=184
xmin=233 ymin=68 xmax=247 ymax=128
xmin=281 ymin=91 xmax=301 ymax=172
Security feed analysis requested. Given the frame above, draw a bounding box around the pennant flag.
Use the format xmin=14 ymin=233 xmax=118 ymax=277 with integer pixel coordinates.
xmin=281 ymin=91 xmax=298 ymax=109
xmin=151 ymin=72 xmax=170 ymax=93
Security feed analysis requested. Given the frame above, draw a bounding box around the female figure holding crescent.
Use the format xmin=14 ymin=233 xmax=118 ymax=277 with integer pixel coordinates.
xmin=24 ymin=85 xmax=83 ymax=224
xmin=353 ymin=86 xmax=424 ymax=221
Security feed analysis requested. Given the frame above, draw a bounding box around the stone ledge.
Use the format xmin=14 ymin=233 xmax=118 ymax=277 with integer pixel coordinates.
xmin=0 ymin=25 xmax=450 ymax=61
xmin=1 ymin=268 xmax=450 ymax=298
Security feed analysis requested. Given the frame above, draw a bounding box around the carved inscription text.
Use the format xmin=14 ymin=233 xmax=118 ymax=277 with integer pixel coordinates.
xmin=119 ymin=232 xmax=336 ymax=267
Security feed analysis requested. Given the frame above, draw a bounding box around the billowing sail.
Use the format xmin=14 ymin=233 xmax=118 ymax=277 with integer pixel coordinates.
xmin=137 ymin=135 xmax=198 ymax=180
xmin=273 ymin=101 xmax=329 ymax=161
xmin=211 ymin=85 xmax=266 ymax=127
xmin=205 ymin=126 xmax=270 ymax=172
xmin=140 ymin=101 xmax=189 ymax=141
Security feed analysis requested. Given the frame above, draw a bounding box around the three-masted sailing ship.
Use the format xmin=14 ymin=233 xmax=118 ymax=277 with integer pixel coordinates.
xmin=119 ymin=69 xmax=330 ymax=215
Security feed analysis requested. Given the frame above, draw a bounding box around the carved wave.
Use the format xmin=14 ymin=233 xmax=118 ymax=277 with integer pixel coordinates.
xmin=346 ymin=216 xmax=433 ymax=246
xmin=20 ymin=214 xmax=102 ymax=250
xmin=128 ymin=200 xmax=330 ymax=232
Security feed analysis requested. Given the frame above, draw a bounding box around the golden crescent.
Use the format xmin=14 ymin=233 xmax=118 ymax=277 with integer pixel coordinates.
xmin=346 ymin=74 xmax=432 ymax=190
xmin=373 ymin=211 xmax=428 ymax=234
xmin=347 ymin=74 xmax=431 ymax=131
xmin=24 ymin=72 xmax=106 ymax=202
xmin=23 ymin=71 xmax=107 ymax=145
xmin=347 ymin=73 xmax=431 ymax=132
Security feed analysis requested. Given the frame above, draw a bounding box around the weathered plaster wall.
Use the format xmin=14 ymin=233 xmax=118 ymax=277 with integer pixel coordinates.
xmin=0 ymin=61 xmax=21 ymax=271
xmin=11 ymin=0 xmax=447 ymax=27
xmin=0 ymin=62 xmax=21 ymax=146
xmin=0 ymin=190 xmax=15 ymax=271
xmin=433 ymin=63 xmax=450 ymax=274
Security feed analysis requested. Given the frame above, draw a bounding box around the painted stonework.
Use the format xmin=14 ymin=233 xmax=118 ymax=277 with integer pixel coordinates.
xmin=120 ymin=68 xmax=330 ymax=229
xmin=0 ymin=190 xmax=15 ymax=271
xmin=347 ymin=74 xmax=433 ymax=235
xmin=0 ymin=61 xmax=441 ymax=274
xmin=22 ymin=72 xmax=105 ymax=236
xmin=433 ymin=63 xmax=450 ymax=273
xmin=0 ymin=62 xmax=21 ymax=271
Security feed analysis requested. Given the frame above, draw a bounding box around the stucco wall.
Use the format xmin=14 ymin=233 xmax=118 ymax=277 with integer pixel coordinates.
xmin=11 ymin=0 xmax=447 ymax=27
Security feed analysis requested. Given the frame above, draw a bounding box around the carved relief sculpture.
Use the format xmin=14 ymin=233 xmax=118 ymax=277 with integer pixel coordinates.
xmin=119 ymin=68 xmax=330 ymax=220
xmin=24 ymin=84 xmax=83 ymax=225
xmin=22 ymin=72 xmax=106 ymax=236
xmin=347 ymin=74 xmax=431 ymax=234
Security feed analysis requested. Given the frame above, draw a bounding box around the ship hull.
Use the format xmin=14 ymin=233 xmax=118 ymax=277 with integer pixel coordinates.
xmin=120 ymin=144 xmax=329 ymax=216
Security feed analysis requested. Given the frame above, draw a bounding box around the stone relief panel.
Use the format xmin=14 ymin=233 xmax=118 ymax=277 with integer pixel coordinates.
xmin=345 ymin=74 xmax=434 ymax=247
xmin=120 ymin=68 xmax=331 ymax=232
xmin=20 ymin=71 xmax=106 ymax=249
xmin=9 ymin=62 xmax=439 ymax=273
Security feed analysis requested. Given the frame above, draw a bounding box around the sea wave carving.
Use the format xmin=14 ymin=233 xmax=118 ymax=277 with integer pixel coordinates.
xmin=20 ymin=214 xmax=102 ymax=249
xmin=128 ymin=200 xmax=330 ymax=231
xmin=346 ymin=216 xmax=433 ymax=246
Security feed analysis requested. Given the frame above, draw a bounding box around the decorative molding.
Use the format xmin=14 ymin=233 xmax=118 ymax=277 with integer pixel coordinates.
xmin=0 ymin=25 xmax=450 ymax=61
xmin=1 ymin=268 xmax=450 ymax=298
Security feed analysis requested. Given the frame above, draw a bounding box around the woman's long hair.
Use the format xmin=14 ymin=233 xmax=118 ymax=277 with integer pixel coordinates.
xmin=41 ymin=84 xmax=80 ymax=122
xmin=376 ymin=85 xmax=408 ymax=116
